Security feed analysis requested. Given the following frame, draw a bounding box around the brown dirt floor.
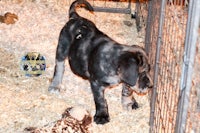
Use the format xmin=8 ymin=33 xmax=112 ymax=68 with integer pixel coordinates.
xmin=0 ymin=0 xmax=150 ymax=133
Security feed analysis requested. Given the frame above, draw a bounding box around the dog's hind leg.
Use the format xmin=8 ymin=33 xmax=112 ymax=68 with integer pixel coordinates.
xmin=121 ymin=84 xmax=139 ymax=110
xmin=90 ymin=81 xmax=110 ymax=124
xmin=48 ymin=27 xmax=71 ymax=93
xmin=48 ymin=60 xmax=65 ymax=93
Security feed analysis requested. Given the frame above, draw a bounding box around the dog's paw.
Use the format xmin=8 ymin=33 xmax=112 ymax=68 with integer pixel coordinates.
xmin=132 ymin=101 xmax=139 ymax=110
xmin=121 ymin=98 xmax=139 ymax=110
xmin=48 ymin=85 xmax=62 ymax=94
xmin=94 ymin=114 xmax=110 ymax=124
xmin=122 ymin=102 xmax=139 ymax=110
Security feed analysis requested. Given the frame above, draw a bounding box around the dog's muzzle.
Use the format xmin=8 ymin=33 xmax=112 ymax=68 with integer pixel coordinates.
xmin=131 ymin=73 xmax=153 ymax=95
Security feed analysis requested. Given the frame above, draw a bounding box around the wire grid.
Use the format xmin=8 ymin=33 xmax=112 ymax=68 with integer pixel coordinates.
xmin=184 ymin=25 xmax=200 ymax=133
xmin=185 ymin=70 xmax=200 ymax=133
xmin=145 ymin=0 xmax=188 ymax=132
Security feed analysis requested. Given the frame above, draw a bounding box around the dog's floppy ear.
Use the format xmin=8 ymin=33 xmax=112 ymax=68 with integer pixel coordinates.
xmin=119 ymin=57 xmax=139 ymax=86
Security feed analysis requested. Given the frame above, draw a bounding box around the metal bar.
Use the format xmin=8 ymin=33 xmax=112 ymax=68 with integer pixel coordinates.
xmin=149 ymin=0 xmax=167 ymax=132
xmin=135 ymin=0 xmax=141 ymax=31
xmin=175 ymin=0 xmax=200 ymax=132
xmin=93 ymin=6 xmax=131 ymax=14
xmin=92 ymin=0 xmax=131 ymax=14
xmin=145 ymin=0 xmax=153 ymax=55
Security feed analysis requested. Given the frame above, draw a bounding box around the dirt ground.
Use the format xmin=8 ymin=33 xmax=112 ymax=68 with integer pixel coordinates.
xmin=0 ymin=0 xmax=150 ymax=133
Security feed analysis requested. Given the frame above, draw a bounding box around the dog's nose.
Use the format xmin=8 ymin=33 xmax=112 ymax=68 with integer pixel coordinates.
xmin=146 ymin=74 xmax=153 ymax=88
xmin=148 ymin=78 xmax=153 ymax=88
xmin=148 ymin=83 xmax=153 ymax=88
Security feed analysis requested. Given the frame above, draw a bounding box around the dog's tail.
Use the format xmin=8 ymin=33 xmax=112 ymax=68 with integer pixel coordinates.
xmin=69 ymin=0 xmax=94 ymax=19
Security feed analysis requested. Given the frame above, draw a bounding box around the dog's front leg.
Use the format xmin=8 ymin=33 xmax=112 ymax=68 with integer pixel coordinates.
xmin=121 ymin=84 xmax=139 ymax=110
xmin=90 ymin=81 xmax=110 ymax=124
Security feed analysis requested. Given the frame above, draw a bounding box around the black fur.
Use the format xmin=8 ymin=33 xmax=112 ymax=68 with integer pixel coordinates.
xmin=49 ymin=0 xmax=153 ymax=124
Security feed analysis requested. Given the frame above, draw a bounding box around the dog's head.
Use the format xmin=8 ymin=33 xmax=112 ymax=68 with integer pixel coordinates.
xmin=135 ymin=64 xmax=153 ymax=94
xmin=132 ymin=55 xmax=153 ymax=95
xmin=120 ymin=51 xmax=153 ymax=94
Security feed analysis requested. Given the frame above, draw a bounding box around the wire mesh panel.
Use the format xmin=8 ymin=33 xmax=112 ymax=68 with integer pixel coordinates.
xmin=184 ymin=33 xmax=200 ymax=133
xmin=175 ymin=0 xmax=200 ymax=132
xmin=145 ymin=0 xmax=191 ymax=132
xmin=184 ymin=41 xmax=200 ymax=132
xmin=189 ymin=32 xmax=200 ymax=131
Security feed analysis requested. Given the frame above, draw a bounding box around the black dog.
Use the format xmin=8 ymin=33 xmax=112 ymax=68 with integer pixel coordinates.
xmin=48 ymin=0 xmax=153 ymax=124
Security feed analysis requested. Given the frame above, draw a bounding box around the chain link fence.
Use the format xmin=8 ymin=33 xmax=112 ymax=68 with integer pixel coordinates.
xmin=143 ymin=0 xmax=200 ymax=132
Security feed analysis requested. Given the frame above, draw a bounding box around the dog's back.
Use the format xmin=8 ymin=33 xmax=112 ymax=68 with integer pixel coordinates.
xmin=69 ymin=0 xmax=94 ymax=19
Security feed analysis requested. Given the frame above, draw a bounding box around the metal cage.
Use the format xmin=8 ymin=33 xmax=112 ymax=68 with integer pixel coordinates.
xmin=144 ymin=0 xmax=200 ymax=132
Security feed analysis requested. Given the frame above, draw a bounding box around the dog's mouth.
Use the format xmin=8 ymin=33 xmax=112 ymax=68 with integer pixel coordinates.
xmin=130 ymin=86 xmax=151 ymax=96
xmin=130 ymin=79 xmax=153 ymax=95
